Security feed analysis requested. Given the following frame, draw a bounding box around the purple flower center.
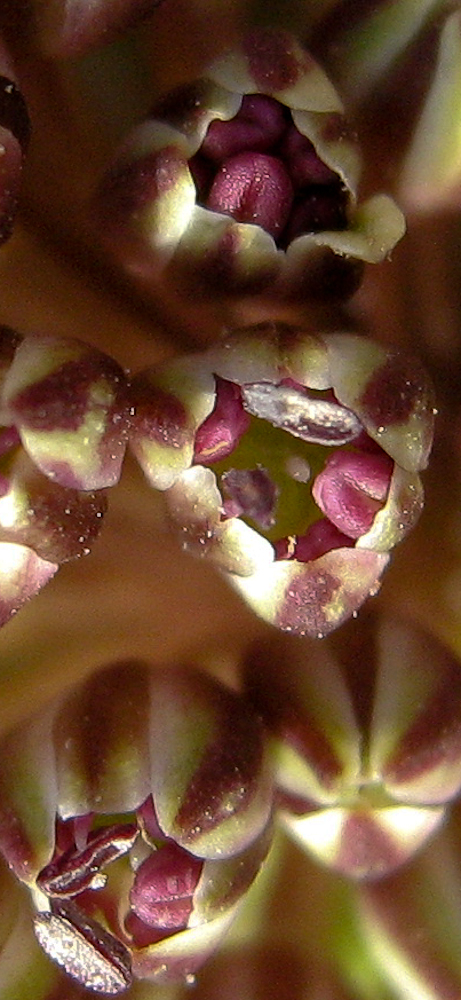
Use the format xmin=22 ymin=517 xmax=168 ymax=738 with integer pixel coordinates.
xmin=190 ymin=94 xmax=348 ymax=245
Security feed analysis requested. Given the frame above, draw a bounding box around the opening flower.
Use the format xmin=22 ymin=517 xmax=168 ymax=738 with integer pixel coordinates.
xmin=129 ymin=321 xmax=435 ymax=637
xmin=95 ymin=27 xmax=405 ymax=300
xmin=0 ymin=661 xmax=273 ymax=994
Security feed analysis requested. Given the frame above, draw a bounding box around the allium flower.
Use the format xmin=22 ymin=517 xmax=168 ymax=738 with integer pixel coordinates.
xmin=130 ymin=322 xmax=434 ymax=637
xmin=0 ymin=2 xmax=459 ymax=1000
xmin=0 ymin=660 xmax=273 ymax=994
xmin=0 ymin=328 xmax=129 ymax=626
xmin=95 ymin=27 xmax=405 ymax=301
xmin=244 ymin=613 xmax=461 ymax=880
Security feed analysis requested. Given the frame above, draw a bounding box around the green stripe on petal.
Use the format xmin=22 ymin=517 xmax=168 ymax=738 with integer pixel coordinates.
xmin=282 ymin=804 xmax=445 ymax=880
xmin=149 ymin=670 xmax=272 ymax=860
xmin=369 ymin=619 xmax=461 ymax=805
xmin=54 ymin=662 xmax=152 ymax=818
xmin=0 ymin=713 xmax=57 ymax=883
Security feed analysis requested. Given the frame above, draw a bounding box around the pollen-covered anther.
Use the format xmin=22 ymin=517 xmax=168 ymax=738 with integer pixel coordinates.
xmin=34 ymin=900 xmax=133 ymax=995
xmin=94 ymin=28 xmax=405 ymax=300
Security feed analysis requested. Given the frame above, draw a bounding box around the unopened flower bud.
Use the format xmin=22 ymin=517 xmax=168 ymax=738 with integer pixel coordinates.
xmin=0 ymin=330 xmax=125 ymax=627
xmin=1 ymin=335 xmax=130 ymax=491
xmin=244 ymin=614 xmax=461 ymax=880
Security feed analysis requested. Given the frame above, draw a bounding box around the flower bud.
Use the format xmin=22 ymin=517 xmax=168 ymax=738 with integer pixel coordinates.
xmin=0 ymin=661 xmax=273 ymax=993
xmin=1 ymin=335 xmax=130 ymax=491
xmin=95 ymin=27 xmax=405 ymax=301
xmin=244 ymin=613 xmax=461 ymax=880
xmin=0 ymin=329 xmax=123 ymax=627
xmin=129 ymin=323 xmax=434 ymax=637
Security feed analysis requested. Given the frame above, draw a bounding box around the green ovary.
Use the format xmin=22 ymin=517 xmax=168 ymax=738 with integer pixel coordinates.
xmin=212 ymin=415 xmax=328 ymax=543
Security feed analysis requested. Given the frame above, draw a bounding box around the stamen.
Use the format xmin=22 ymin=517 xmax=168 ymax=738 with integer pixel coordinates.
xmin=34 ymin=899 xmax=133 ymax=995
xmin=241 ymin=383 xmax=363 ymax=444
xmin=37 ymin=823 xmax=138 ymax=898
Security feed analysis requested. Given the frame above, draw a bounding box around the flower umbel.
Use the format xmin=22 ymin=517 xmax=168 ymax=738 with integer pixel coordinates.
xmin=0 ymin=661 xmax=273 ymax=994
xmin=130 ymin=321 xmax=434 ymax=637
xmin=95 ymin=27 xmax=405 ymax=301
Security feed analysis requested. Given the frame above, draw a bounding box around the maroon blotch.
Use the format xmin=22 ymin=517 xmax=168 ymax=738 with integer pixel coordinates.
xmin=98 ymin=146 xmax=187 ymax=225
xmin=384 ymin=651 xmax=461 ymax=787
xmin=336 ymin=812 xmax=404 ymax=879
xmin=360 ymin=355 xmax=429 ymax=427
xmin=173 ymin=686 xmax=264 ymax=842
xmin=131 ymin=375 xmax=189 ymax=448
xmin=243 ymin=29 xmax=302 ymax=92
xmin=276 ymin=565 xmax=340 ymax=636
xmin=9 ymin=355 xmax=126 ymax=433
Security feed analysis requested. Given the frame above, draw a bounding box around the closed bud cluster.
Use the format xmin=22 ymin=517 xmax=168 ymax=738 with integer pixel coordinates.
xmin=129 ymin=322 xmax=434 ymax=637
xmin=244 ymin=614 xmax=461 ymax=880
xmin=95 ymin=27 xmax=405 ymax=301
xmin=0 ymin=661 xmax=273 ymax=994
